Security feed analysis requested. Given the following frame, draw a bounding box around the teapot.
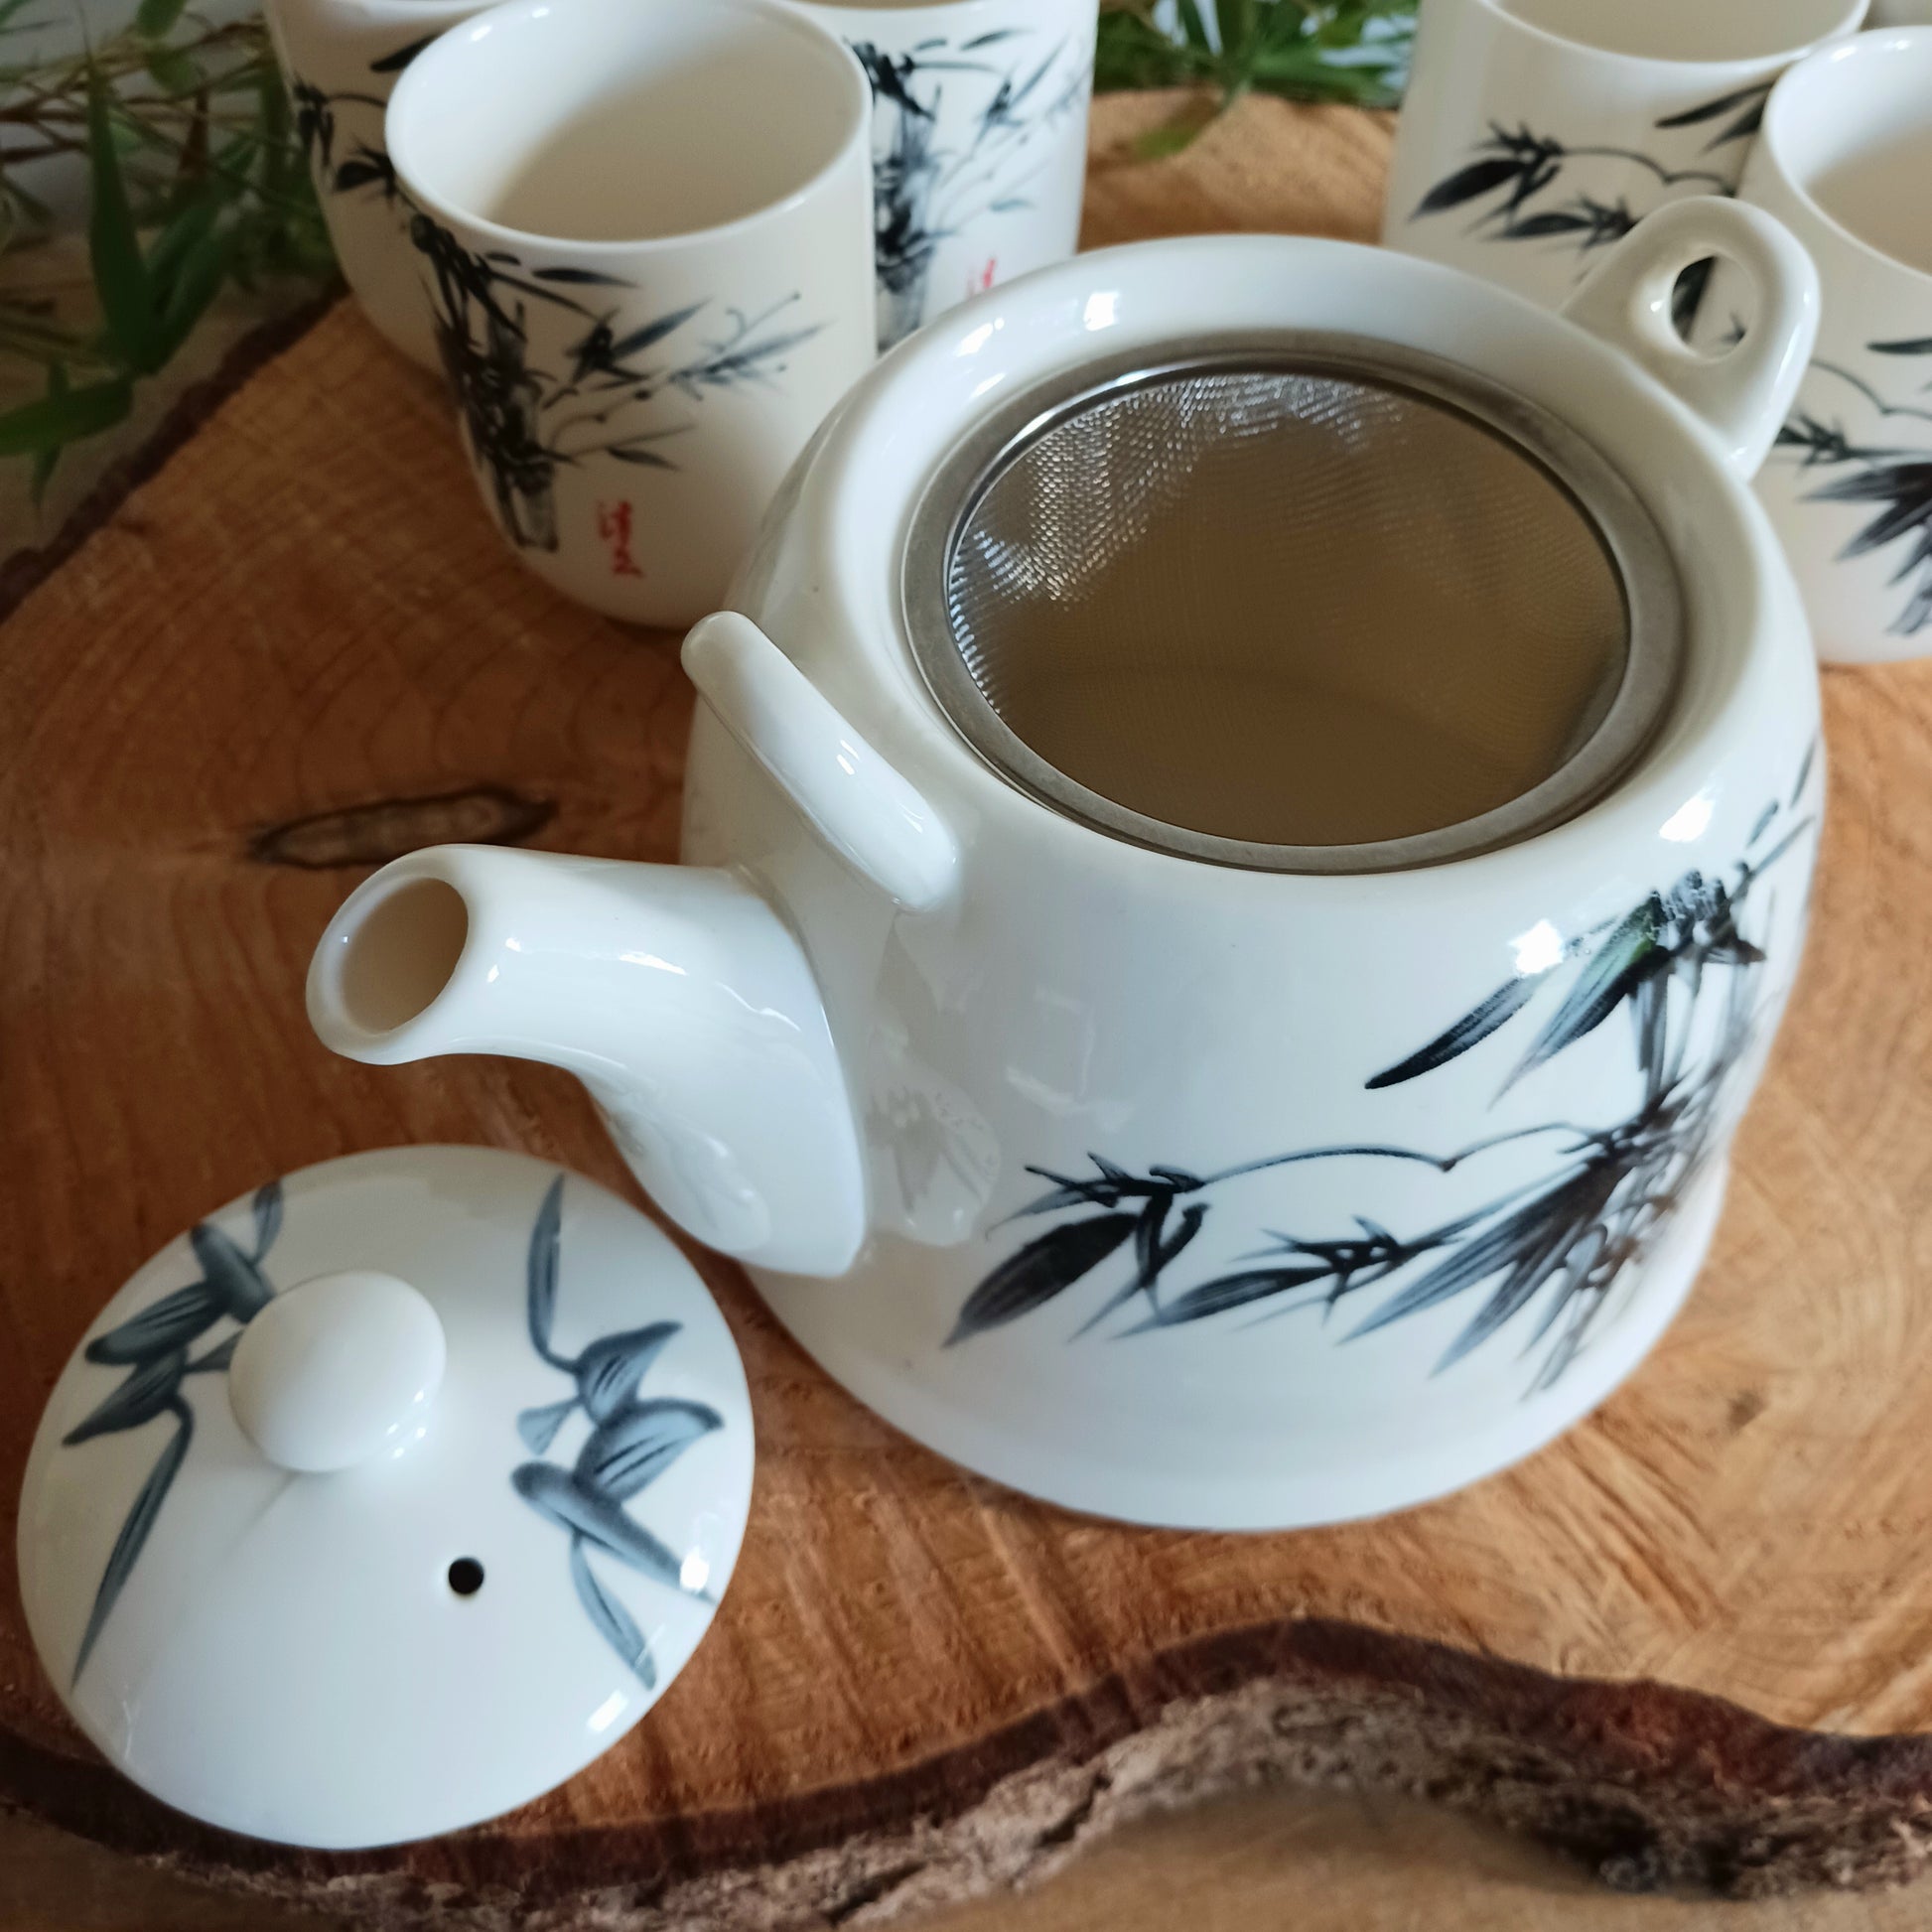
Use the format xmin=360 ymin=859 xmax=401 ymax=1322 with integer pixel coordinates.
xmin=311 ymin=207 xmax=1825 ymax=1529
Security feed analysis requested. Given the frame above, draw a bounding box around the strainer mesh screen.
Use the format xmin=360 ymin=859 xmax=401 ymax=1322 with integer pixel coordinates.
xmin=941 ymin=365 xmax=1630 ymax=850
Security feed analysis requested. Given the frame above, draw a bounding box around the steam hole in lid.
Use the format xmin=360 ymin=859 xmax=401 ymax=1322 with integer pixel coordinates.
xmin=448 ymin=1558 xmax=484 ymax=1596
xmin=339 ymin=878 xmax=469 ymax=1034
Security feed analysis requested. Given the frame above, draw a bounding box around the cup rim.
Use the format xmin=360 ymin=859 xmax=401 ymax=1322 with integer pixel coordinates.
xmin=1757 ymin=25 xmax=1932 ymax=291
xmin=384 ymin=0 xmax=872 ymax=258
xmin=1468 ymin=0 xmax=1868 ymax=75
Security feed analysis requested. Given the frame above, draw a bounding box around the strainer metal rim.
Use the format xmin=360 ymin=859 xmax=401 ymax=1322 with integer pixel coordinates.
xmin=898 ymin=331 xmax=1685 ymax=876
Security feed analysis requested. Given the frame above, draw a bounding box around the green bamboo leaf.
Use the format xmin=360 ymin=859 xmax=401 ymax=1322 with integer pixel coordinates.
xmin=145 ymin=192 xmax=223 ymax=295
xmin=29 ymin=364 xmax=64 ymax=502
xmin=151 ymin=218 xmax=235 ymax=363
xmin=1174 ymin=0 xmax=1218 ymax=54
xmin=135 ymin=0 xmax=191 ymax=38
xmin=86 ymin=74 xmax=163 ymax=372
xmin=0 ymin=374 xmax=133 ymax=459
xmin=1132 ymin=114 xmax=1213 ymax=160
xmin=144 ymin=46 xmax=199 ymax=93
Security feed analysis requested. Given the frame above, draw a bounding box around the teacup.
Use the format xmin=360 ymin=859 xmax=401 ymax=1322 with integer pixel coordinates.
xmin=1385 ymin=0 xmax=1866 ymax=313
xmin=384 ymin=0 xmax=876 ymax=627
xmin=1722 ymin=27 xmax=1932 ymax=661
xmin=264 ymin=0 xmax=483 ymax=367
xmin=798 ymin=0 xmax=1097 ymax=350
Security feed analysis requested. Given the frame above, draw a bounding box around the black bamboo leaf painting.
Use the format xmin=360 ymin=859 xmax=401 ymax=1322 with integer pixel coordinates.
xmin=509 ymin=1179 xmax=723 ymax=1683
xmin=1778 ymin=352 xmax=1932 ymax=636
xmin=70 ymin=1401 xmax=193 ymax=1685
xmin=514 ymin=1461 xmax=695 ymax=1593
xmin=1366 ymin=973 xmax=1543 ymax=1089
xmin=61 ymin=1180 xmax=286 ymax=1684
xmin=250 ymin=1178 xmax=283 ymax=1258
xmin=1652 ymin=80 xmax=1771 ymax=151
xmin=533 ymin=266 xmax=633 ymax=288
xmin=850 ymin=25 xmax=1083 ymax=348
xmin=288 ymin=57 xmax=403 ymax=206
xmin=189 ymin=1212 xmax=277 ymax=1319
xmin=66 ymin=1350 xmax=190 ymax=1443
xmin=82 ymin=1280 xmax=222 ymax=1363
xmin=1409 ymin=92 xmax=1747 ymax=286
xmin=950 ymin=757 xmax=1819 ymax=1390
xmin=947 ymin=1210 xmax=1138 ymax=1343
xmin=576 ymin=1321 xmax=680 ymax=1421
xmin=406 ymin=213 xmax=823 ymax=554
xmin=367 ymin=35 xmax=434 ymax=74
xmin=570 ymin=1535 xmax=655 ymax=1688
xmin=575 ymin=1399 xmax=721 ymax=1501
xmin=527 ymin=1173 xmax=564 ymax=1364
xmin=517 ymin=1397 xmax=576 ymax=1455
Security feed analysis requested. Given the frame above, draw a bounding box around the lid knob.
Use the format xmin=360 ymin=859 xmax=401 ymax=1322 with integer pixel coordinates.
xmin=228 ymin=1270 xmax=445 ymax=1473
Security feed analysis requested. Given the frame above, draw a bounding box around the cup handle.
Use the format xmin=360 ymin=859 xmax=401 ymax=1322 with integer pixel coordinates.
xmin=1560 ymin=197 xmax=1820 ymax=483
xmin=683 ymin=612 xmax=960 ymax=911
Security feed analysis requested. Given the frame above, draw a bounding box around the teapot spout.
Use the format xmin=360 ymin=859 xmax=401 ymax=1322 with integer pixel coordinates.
xmin=306 ymin=846 xmax=867 ymax=1274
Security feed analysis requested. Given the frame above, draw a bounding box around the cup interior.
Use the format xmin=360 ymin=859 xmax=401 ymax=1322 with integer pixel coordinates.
xmin=1768 ymin=30 xmax=1932 ymax=274
xmin=391 ymin=0 xmax=863 ymax=245
xmin=1500 ymin=0 xmax=1863 ymax=64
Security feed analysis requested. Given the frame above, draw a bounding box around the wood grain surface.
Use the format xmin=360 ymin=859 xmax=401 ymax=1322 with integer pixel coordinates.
xmin=4 ymin=90 xmax=1932 ymax=1928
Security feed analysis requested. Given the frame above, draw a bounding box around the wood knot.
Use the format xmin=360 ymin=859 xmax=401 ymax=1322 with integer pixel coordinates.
xmin=249 ymin=785 xmax=555 ymax=869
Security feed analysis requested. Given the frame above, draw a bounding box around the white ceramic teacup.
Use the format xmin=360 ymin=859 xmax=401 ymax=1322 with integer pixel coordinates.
xmin=264 ymin=0 xmax=483 ymax=367
xmin=1384 ymin=0 xmax=1867 ymax=313
xmin=797 ymin=0 xmax=1097 ymax=351
xmin=1722 ymin=28 xmax=1932 ymax=661
xmin=384 ymin=0 xmax=876 ymax=627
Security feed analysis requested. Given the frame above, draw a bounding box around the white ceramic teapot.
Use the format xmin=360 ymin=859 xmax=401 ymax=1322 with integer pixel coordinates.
xmin=311 ymin=207 xmax=1825 ymax=1530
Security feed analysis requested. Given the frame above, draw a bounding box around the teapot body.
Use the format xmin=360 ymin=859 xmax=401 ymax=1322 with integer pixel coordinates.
xmin=683 ymin=231 xmax=1823 ymax=1527
xmin=312 ymin=228 xmax=1825 ymax=1528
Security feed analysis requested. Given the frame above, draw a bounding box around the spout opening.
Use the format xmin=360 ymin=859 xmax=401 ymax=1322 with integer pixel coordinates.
xmin=334 ymin=877 xmax=471 ymax=1035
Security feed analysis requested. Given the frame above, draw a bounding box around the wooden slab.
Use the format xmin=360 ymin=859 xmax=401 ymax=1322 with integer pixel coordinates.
xmin=5 ymin=92 xmax=1932 ymax=1925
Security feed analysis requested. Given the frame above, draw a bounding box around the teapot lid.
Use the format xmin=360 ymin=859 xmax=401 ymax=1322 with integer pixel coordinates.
xmin=16 ymin=1145 xmax=753 ymax=1849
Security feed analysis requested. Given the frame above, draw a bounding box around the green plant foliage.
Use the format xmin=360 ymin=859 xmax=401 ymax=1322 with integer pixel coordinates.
xmin=0 ymin=8 xmax=336 ymax=492
xmin=1096 ymin=0 xmax=1414 ymax=157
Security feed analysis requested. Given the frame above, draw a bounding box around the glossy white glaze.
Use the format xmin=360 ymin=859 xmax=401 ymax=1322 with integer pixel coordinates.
xmin=796 ymin=0 xmax=1096 ymax=350
xmin=17 ymin=1147 xmax=753 ymax=1846
xmin=228 ymin=1269 xmax=446 ymax=1473
xmin=309 ymin=849 xmax=870 ymax=1274
xmin=1383 ymin=0 xmax=1864 ymax=313
xmin=383 ymin=0 xmax=877 ymax=626
xmin=1561 ymin=199 xmax=1818 ymax=478
xmin=312 ymin=228 xmax=1826 ymax=1528
xmin=263 ymin=0 xmax=482 ymax=366
xmin=1720 ymin=28 xmax=1932 ymax=662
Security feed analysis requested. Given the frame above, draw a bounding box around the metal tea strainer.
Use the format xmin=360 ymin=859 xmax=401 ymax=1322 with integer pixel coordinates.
xmin=900 ymin=333 xmax=1684 ymax=873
